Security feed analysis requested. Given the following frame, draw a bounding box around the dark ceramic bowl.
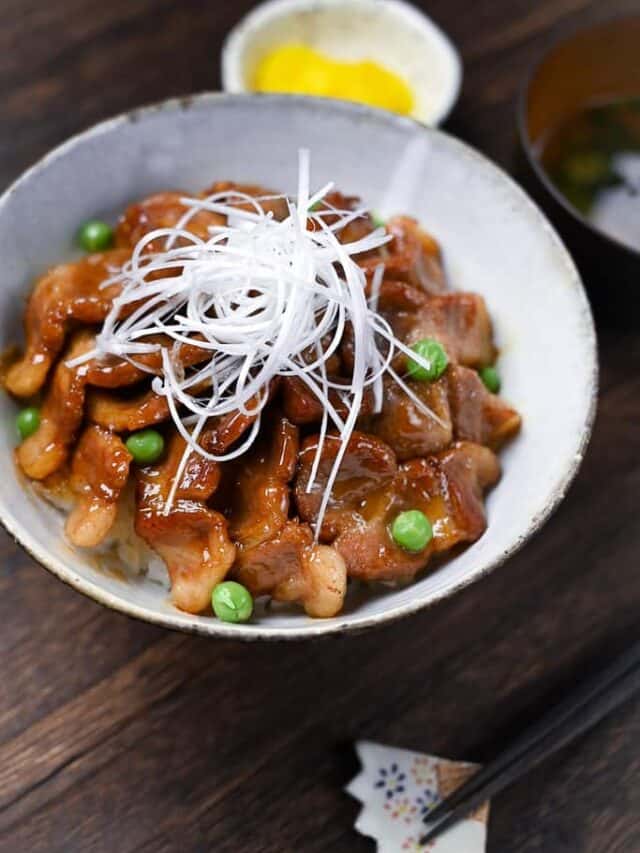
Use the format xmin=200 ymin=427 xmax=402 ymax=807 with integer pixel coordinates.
xmin=518 ymin=16 xmax=640 ymax=321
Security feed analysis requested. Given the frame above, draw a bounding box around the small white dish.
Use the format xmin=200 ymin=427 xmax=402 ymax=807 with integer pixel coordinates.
xmin=221 ymin=0 xmax=462 ymax=125
xmin=0 ymin=94 xmax=597 ymax=640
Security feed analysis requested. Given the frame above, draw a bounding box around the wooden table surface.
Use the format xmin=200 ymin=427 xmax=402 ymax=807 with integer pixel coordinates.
xmin=1 ymin=1 xmax=639 ymax=851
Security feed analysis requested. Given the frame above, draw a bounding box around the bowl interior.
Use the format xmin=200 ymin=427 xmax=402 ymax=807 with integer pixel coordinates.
xmin=0 ymin=95 xmax=596 ymax=638
xmin=222 ymin=0 xmax=461 ymax=124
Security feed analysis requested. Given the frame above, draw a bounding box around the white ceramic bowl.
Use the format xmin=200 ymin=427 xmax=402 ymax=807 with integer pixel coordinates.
xmin=221 ymin=0 xmax=462 ymax=125
xmin=0 ymin=94 xmax=597 ymax=639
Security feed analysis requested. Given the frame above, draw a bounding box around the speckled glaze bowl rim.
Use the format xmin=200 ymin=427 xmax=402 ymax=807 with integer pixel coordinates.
xmin=220 ymin=0 xmax=463 ymax=126
xmin=0 ymin=92 xmax=598 ymax=641
xmin=517 ymin=15 xmax=640 ymax=262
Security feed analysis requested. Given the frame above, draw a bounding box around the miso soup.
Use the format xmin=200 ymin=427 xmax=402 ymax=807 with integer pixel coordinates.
xmin=539 ymin=98 xmax=640 ymax=251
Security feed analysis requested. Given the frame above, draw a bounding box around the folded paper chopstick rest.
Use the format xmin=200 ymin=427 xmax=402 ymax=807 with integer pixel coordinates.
xmin=346 ymin=741 xmax=490 ymax=851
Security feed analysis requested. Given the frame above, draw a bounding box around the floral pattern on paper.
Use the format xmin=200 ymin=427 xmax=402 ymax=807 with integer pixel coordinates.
xmin=384 ymin=796 xmax=417 ymax=823
xmin=346 ymin=741 xmax=490 ymax=853
xmin=416 ymin=786 xmax=439 ymax=817
xmin=374 ymin=762 xmax=407 ymax=800
xmin=411 ymin=755 xmax=438 ymax=787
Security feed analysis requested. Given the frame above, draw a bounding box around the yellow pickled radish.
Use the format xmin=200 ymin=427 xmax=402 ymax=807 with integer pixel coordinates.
xmin=252 ymin=44 xmax=414 ymax=116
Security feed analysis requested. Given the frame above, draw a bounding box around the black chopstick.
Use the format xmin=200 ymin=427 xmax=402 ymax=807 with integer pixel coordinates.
xmin=424 ymin=638 xmax=640 ymax=824
xmin=419 ymin=639 xmax=640 ymax=846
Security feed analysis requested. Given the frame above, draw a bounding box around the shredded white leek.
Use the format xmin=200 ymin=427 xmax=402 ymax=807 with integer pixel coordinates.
xmin=70 ymin=151 xmax=444 ymax=533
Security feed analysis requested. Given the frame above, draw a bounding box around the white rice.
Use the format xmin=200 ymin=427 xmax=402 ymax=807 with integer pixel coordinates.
xmin=33 ymin=479 xmax=171 ymax=589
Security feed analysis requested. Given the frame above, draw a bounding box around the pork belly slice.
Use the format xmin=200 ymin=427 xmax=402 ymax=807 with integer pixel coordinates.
xmin=296 ymin=435 xmax=499 ymax=582
xmin=5 ymin=249 xmax=130 ymax=397
xmin=117 ymin=184 xmax=294 ymax=252
xmin=376 ymin=280 xmax=496 ymax=368
xmin=197 ymin=380 xmax=282 ymax=458
xmin=232 ymin=521 xmax=347 ymax=618
xmin=406 ymin=292 xmax=496 ymax=368
xmin=447 ymin=365 xmax=521 ymax=449
xmin=339 ymin=280 xmax=424 ymax=377
xmin=201 ymin=409 xmax=260 ymax=456
xmin=214 ymin=413 xmax=299 ymax=549
xmin=65 ymin=426 xmax=132 ymax=547
xmin=201 ymin=181 xmax=290 ymax=221
xmin=370 ymin=375 xmax=453 ymax=461
xmin=395 ymin=441 xmax=499 ymax=553
xmin=115 ymin=191 xmax=225 ymax=252
xmin=337 ymin=442 xmax=500 ymax=581
xmin=369 ymin=365 xmax=520 ymax=461
xmin=282 ymin=377 xmax=327 ymax=425
xmin=16 ymin=332 xmax=95 ymax=480
xmin=359 ymin=215 xmax=447 ymax=294
xmin=87 ymin=387 xmax=170 ymax=432
xmin=294 ymin=430 xmax=426 ymax=581
xmin=281 ymin=376 xmax=374 ymax=426
xmin=86 ymin=337 xmax=209 ymax=389
xmin=88 ymin=356 xmax=257 ymax=436
xmin=216 ymin=412 xmax=347 ymax=616
xmin=314 ymin=191 xmax=378 ymax=249
xmin=135 ymin=434 xmax=235 ymax=614
xmin=295 ymin=431 xmax=398 ymax=542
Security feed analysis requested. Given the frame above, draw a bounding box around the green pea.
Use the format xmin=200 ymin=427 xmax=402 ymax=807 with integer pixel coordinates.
xmin=16 ymin=406 xmax=40 ymax=440
xmin=212 ymin=581 xmax=253 ymax=623
xmin=309 ymin=200 xmax=323 ymax=212
xmin=77 ymin=219 xmax=114 ymax=252
xmin=478 ymin=365 xmax=501 ymax=394
xmin=406 ymin=338 xmax=448 ymax=382
xmin=371 ymin=212 xmax=386 ymax=229
xmin=125 ymin=429 xmax=165 ymax=465
xmin=391 ymin=509 xmax=433 ymax=553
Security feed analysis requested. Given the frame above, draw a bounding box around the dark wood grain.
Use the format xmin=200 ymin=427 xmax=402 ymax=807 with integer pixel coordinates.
xmin=1 ymin=1 xmax=639 ymax=851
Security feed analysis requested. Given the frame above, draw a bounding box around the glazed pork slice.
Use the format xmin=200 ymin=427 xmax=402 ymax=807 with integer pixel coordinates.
xmin=5 ymin=249 xmax=130 ymax=397
xmin=359 ymin=216 xmax=447 ymax=294
xmin=281 ymin=377 xmax=328 ymax=425
xmin=16 ymin=331 xmax=94 ymax=480
xmin=337 ymin=442 xmax=500 ymax=580
xmin=340 ymin=281 xmax=416 ymax=375
xmin=86 ymin=339 xmax=218 ymax=428
xmin=295 ymin=431 xmax=429 ymax=581
xmin=200 ymin=409 xmax=261 ymax=456
xmin=295 ymin=431 xmax=398 ymax=542
xmin=395 ymin=442 xmax=500 ymax=554
xmin=369 ymin=365 xmax=520 ymax=461
xmin=220 ymin=414 xmax=348 ymax=617
xmin=335 ymin=443 xmax=500 ymax=581
xmin=115 ymin=191 xmax=225 ymax=252
xmin=232 ymin=521 xmax=347 ymax=618
xmin=87 ymin=386 xmax=170 ymax=432
xmin=201 ymin=181 xmax=290 ymax=221
xmin=65 ymin=425 xmax=132 ymax=547
xmin=375 ymin=281 xmax=496 ymax=369
xmin=197 ymin=380 xmax=282 ymax=457
xmin=216 ymin=414 xmax=299 ymax=549
xmin=86 ymin=337 xmax=209 ymax=389
xmin=405 ymin=292 xmax=497 ymax=368
xmin=281 ymin=376 xmax=374 ymax=426
xmin=315 ymin=191 xmax=377 ymax=248
xmin=447 ymin=365 xmax=521 ymax=449
xmin=135 ymin=433 xmax=235 ymax=614
xmin=370 ymin=375 xmax=453 ymax=461
xmin=116 ymin=183 xmax=295 ymax=254
xmin=296 ymin=435 xmax=500 ymax=582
